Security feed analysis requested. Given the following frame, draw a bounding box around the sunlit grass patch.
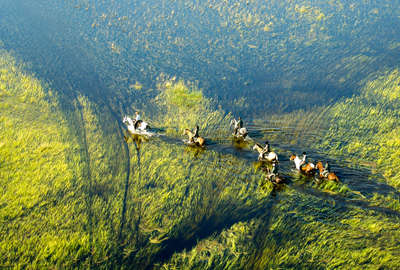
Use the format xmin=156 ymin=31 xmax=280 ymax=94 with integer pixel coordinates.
xmin=0 ymin=49 xmax=92 ymax=267
xmin=150 ymin=78 xmax=231 ymax=138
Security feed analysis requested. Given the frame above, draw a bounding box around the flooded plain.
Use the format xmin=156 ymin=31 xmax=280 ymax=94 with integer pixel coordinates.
xmin=1 ymin=0 xmax=400 ymax=269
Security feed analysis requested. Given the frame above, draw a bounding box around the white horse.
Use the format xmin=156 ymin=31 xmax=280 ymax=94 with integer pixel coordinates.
xmin=253 ymin=143 xmax=279 ymax=163
xmin=230 ymin=119 xmax=248 ymax=138
xmin=123 ymin=115 xmax=150 ymax=133
xmin=289 ymin=154 xmax=315 ymax=175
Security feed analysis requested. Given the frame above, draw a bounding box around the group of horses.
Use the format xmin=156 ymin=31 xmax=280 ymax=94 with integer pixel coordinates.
xmin=253 ymin=144 xmax=339 ymax=183
xmin=289 ymin=154 xmax=339 ymax=182
xmin=124 ymin=115 xmax=339 ymax=184
xmin=183 ymin=118 xmax=340 ymax=184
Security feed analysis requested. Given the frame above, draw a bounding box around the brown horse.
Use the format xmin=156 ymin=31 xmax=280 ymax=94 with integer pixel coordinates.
xmin=289 ymin=154 xmax=316 ymax=175
xmin=266 ymin=173 xmax=284 ymax=184
xmin=316 ymin=162 xmax=339 ymax=182
xmin=183 ymin=129 xmax=205 ymax=147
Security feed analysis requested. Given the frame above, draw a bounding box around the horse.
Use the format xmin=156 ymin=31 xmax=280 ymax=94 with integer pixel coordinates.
xmin=123 ymin=115 xmax=150 ymax=132
xmin=183 ymin=129 xmax=205 ymax=147
xmin=316 ymin=161 xmax=339 ymax=182
xmin=253 ymin=143 xmax=278 ymax=163
xmin=266 ymin=173 xmax=284 ymax=184
xmin=289 ymin=154 xmax=316 ymax=175
xmin=230 ymin=119 xmax=248 ymax=138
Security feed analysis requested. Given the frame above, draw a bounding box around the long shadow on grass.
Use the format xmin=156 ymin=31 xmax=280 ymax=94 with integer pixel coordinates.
xmin=116 ymin=121 xmax=134 ymax=261
xmin=75 ymin=100 xmax=94 ymax=268
xmin=151 ymin=195 xmax=277 ymax=268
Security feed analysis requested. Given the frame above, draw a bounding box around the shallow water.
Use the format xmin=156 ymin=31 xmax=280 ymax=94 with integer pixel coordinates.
xmin=1 ymin=0 xmax=400 ymax=268
xmin=130 ymin=120 xmax=400 ymax=267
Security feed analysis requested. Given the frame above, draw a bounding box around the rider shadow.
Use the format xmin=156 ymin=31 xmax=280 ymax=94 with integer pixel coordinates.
xmin=254 ymin=161 xmax=290 ymax=195
xmin=231 ymin=137 xmax=251 ymax=150
xmin=124 ymin=132 xmax=149 ymax=150
xmin=183 ymin=144 xmax=206 ymax=158
xmin=152 ymin=191 xmax=278 ymax=267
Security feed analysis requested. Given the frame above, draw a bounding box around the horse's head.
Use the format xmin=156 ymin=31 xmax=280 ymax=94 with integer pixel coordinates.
xmin=230 ymin=119 xmax=235 ymax=127
xmin=123 ymin=115 xmax=128 ymax=123
xmin=183 ymin=129 xmax=190 ymax=135
xmin=289 ymin=154 xmax=297 ymax=161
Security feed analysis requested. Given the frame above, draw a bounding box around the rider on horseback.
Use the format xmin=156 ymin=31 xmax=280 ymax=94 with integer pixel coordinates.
xmin=298 ymin=152 xmax=309 ymax=170
xmin=300 ymin=152 xmax=307 ymax=165
xmin=325 ymin=161 xmax=330 ymax=171
xmin=261 ymin=141 xmax=270 ymax=159
xmin=321 ymin=161 xmax=330 ymax=177
xmin=266 ymin=162 xmax=279 ymax=182
xmin=234 ymin=117 xmax=243 ymax=135
xmin=134 ymin=111 xmax=142 ymax=130
xmin=190 ymin=125 xmax=200 ymax=143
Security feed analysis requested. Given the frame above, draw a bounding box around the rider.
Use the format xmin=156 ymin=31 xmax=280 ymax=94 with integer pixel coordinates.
xmin=193 ymin=125 xmax=199 ymax=138
xmin=261 ymin=140 xmax=270 ymax=158
xmin=234 ymin=117 xmax=243 ymax=135
xmin=300 ymin=152 xmax=307 ymax=167
xmin=135 ymin=111 xmax=141 ymax=121
xmin=321 ymin=161 xmax=330 ymax=177
xmin=189 ymin=125 xmax=199 ymax=143
xmin=325 ymin=161 xmax=330 ymax=172
xmin=266 ymin=163 xmax=278 ymax=182
xmin=134 ymin=111 xmax=142 ymax=129
xmin=271 ymin=162 xmax=278 ymax=174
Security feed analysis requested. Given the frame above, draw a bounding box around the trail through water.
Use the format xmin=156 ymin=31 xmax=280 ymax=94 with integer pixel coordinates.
xmin=143 ymin=119 xmax=400 ymax=218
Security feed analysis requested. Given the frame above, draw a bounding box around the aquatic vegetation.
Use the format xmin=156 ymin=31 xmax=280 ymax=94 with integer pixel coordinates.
xmin=162 ymin=187 xmax=400 ymax=269
xmin=1 ymin=0 xmax=400 ymax=269
xmin=0 ymin=49 xmax=90 ymax=267
xmin=151 ymin=78 xmax=231 ymax=138
xmin=318 ymin=69 xmax=400 ymax=189
xmin=0 ymin=49 xmax=132 ymax=268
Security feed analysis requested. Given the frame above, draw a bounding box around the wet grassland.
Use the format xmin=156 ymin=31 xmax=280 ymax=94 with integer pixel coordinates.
xmin=1 ymin=0 xmax=400 ymax=268
xmin=2 ymin=55 xmax=400 ymax=269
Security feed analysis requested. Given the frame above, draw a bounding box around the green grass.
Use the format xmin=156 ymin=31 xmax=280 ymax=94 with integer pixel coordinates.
xmin=317 ymin=69 xmax=400 ymax=189
xmin=0 ymin=49 xmax=272 ymax=268
xmin=2 ymin=46 xmax=400 ymax=270
xmin=0 ymin=49 xmax=91 ymax=268
xmin=0 ymin=48 xmax=130 ymax=268
xmin=161 ymin=187 xmax=400 ymax=269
